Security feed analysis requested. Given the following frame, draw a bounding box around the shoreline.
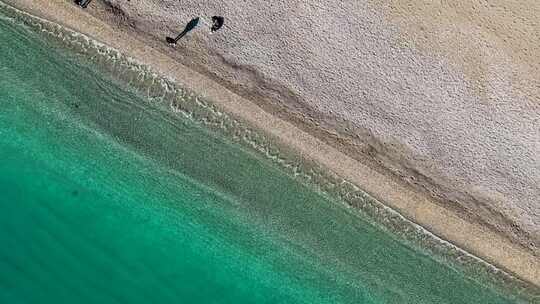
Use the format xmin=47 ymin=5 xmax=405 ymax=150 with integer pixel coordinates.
xmin=3 ymin=0 xmax=539 ymax=288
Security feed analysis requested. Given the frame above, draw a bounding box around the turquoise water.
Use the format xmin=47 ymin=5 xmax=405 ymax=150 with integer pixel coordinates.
xmin=0 ymin=9 xmax=524 ymax=304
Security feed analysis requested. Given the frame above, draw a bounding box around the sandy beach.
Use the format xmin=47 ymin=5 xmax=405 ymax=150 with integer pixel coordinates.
xmin=4 ymin=0 xmax=539 ymax=287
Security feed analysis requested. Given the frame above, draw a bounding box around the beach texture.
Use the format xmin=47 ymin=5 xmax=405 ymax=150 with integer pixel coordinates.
xmin=84 ymin=0 xmax=540 ymax=251
xmin=2 ymin=4 xmax=534 ymax=303
xmin=4 ymin=0 xmax=539 ymax=287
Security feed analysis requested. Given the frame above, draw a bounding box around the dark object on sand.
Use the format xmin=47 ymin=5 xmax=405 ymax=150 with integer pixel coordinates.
xmin=166 ymin=17 xmax=200 ymax=44
xmin=75 ymin=0 xmax=93 ymax=8
xmin=211 ymin=16 xmax=224 ymax=32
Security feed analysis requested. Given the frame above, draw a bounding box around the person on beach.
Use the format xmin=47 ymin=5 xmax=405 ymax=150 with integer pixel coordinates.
xmin=166 ymin=17 xmax=200 ymax=44
xmin=211 ymin=16 xmax=224 ymax=32
xmin=75 ymin=0 xmax=93 ymax=8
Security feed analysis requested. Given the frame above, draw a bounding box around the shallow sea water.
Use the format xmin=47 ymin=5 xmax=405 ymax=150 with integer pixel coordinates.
xmin=0 ymin=7 xmax=526 ymax=304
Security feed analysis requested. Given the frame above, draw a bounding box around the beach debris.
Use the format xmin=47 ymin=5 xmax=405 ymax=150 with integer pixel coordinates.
xmin=75 ymin=0 xmax=93 ymax=9
xmin=211 ymin=16 xmax=224 ymax=32
xmin=166 ymin=17 xmax=200 ymax=44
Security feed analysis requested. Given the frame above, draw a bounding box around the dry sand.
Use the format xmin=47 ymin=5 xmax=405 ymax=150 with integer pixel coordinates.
xmin=3 ymin=0 xmax=539 ymax=287
xmin=83 ymin=0 xmax=540 ymax=253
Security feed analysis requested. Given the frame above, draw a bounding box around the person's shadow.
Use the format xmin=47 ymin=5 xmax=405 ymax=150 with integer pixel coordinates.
xmin=166 ymin=17 xmax=200 ymax=44
xmin=74 ymin=0 xmax=93 ymax=8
